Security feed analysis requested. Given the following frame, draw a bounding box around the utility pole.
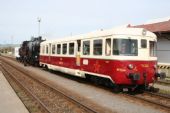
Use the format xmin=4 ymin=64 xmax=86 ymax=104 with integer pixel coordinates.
xmin=37 ymin=17 xmax=41 ymax=36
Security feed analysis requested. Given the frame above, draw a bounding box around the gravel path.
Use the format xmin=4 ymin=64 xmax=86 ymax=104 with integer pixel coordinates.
xmin=2 ymin=57 xmax=168 ymax=113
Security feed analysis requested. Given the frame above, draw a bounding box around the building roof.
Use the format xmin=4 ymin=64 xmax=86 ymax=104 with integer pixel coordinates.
xmin=129 ymin=17 xmax=170 ymax=33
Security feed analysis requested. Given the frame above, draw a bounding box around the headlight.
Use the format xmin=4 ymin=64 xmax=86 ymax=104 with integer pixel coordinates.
xmin=142 ymin=29 xmax=147 ymax=36
xmin=128 ymin=64 xmax=134 ymax=70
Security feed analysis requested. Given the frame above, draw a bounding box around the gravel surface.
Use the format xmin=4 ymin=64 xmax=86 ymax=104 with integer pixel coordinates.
xmin=2 ymin=57 xmax=168 ymax=113
xmin=0 ymin=66 xmax=44 ymax=113
xmin=1 ymin=61 xmax=90 ymax=113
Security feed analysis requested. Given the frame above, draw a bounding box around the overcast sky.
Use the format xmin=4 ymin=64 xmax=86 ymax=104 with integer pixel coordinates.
xmin=0 ymin=0 xmax=170 ymax=44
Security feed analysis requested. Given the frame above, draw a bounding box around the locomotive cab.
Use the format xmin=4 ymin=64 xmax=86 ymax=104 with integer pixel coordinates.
xmin=110 ymin=29 xmax=165 ymax=91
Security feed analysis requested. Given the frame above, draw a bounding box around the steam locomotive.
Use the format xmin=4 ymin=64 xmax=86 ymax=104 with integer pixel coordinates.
xmin=19 ymin=36 xmax=44 ymax=66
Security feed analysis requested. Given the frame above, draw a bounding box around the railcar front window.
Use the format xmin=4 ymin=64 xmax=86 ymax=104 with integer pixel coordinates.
xmin=149 ymin=41 xmax=156 ymax=57
xmin=141 ymin=39 xmax=147 ymax=48
xmin=113 ymin=39 xmax=138 ymax=56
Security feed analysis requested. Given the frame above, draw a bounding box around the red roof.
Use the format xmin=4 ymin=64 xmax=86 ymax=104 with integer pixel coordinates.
xmin=129 ymin=20 xmax=170 ymax=33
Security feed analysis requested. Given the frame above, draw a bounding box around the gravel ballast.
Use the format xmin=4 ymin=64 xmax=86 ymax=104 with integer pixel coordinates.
xmin=2 ymin=57 xmax=168 ymax=113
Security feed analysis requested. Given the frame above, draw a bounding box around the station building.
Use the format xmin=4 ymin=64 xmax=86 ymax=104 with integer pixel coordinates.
xmin=129 ymin=17 xmax=170 ymax=76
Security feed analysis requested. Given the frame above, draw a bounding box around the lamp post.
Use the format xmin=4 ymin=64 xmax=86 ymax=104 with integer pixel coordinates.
xmin=37 ymin=17 xmax=41 ymax=36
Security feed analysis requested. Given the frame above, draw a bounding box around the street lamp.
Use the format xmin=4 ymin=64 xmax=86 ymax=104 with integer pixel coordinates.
xmin=37 ymin=17 xmax=41 ymax=36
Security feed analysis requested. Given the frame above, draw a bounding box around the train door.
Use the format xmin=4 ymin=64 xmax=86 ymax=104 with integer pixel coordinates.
xmin=76 ymin=40 xmax=81 ymax=66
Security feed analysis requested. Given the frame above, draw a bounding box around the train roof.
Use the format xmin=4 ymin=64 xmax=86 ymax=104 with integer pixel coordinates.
xmin=41 ymin=27 xmax=156 ymax=44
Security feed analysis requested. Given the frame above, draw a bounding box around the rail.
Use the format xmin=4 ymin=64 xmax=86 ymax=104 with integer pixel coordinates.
xmin=0 ymin=57 xmax=98 ymax=113
xmin=123 ymin=91 xmax=170 ymax=111
xmin=0 ymin=63 xmax=52 ymax=113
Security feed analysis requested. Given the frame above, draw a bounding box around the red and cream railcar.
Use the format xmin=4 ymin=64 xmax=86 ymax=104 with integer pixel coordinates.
xmin=40 ymin=28 xmax=158 ymax=90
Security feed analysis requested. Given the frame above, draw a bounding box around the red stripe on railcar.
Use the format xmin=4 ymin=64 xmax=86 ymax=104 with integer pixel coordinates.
xmin=40 ymin=55 xmax=157 ymax=85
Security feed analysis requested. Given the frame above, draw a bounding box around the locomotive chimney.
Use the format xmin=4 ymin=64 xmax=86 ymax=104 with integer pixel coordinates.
xmin=38 ymin=36 xmax=42 ymax=40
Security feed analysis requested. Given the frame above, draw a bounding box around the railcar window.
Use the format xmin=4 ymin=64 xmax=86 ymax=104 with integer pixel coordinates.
xmin=40 ymin=46 xmax=42 ymax=54
xmin=93 ymin=39 xmax=103 ymax=55
xmin=113 ymin=39 xmax=138 ymax=56
xmin=52 ymin=45 xmax=55 ymax=54
xmin=69 ymin=43 xmax=74 ymax=55
xmin=83 ymin=41 xmax=90 ymax=55
xmin=62 ymin=43 xmax=67 ymax=54
xmin=46 ymin=45 xmax=48 ymax=54
xmin=57 ymin=44 xmax=61 ymax=54
xmin=42 ymin=46 xmax=45 ymax=54
xmin=105 ymin=38 xmax=111 ymax=56
xmin=141 ymin=39 xmax=147 ymax=48
xmin=149 ymin=41 xmax=156 ymax=57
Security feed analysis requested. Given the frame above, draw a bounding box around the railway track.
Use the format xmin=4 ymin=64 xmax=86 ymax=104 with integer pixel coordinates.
xmin=0 ymin=65 xmax=51 ymax=113
xmin=1 ymin=56 xmax=170 ymax=112
xmin=124 ymin=91 xmax=170 ymax=111
xmin=0 ymin=58 xmax=98 ymax=113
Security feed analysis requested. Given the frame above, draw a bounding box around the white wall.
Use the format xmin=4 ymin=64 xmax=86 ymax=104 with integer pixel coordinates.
xmin=157 ymin=38 xmax=170 ymax=63
xmin=14 ymin=47 xmax=20 ymax=57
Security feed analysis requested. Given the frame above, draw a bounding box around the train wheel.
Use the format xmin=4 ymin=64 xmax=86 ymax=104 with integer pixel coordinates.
xmin=134 ymin=85 xmax=145 ymax=93
xmin=45 ymin=65 xmax=49 ymax=71
xmin=148 ymin=86 xmax=159 ymax=92
xmin=113 ymin=85 xmax=121 ymax=93
xmin=91 ymin=76 xmax=100 ymax=85
xmin=34 ymin=62 xmax=38 ymax=67
xmin=23 ymin=59 xmax=27 ymax=66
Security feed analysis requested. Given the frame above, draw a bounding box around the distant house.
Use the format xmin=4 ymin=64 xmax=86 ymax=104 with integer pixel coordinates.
xmin=0 ymin=44 xmax=20 ymax=57
xmin=14 ymin=47 xmax=20 ymax=58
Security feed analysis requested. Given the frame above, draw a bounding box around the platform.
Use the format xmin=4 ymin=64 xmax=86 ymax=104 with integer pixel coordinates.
xmin=0 ymin=71 xmax=29 ymax=113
